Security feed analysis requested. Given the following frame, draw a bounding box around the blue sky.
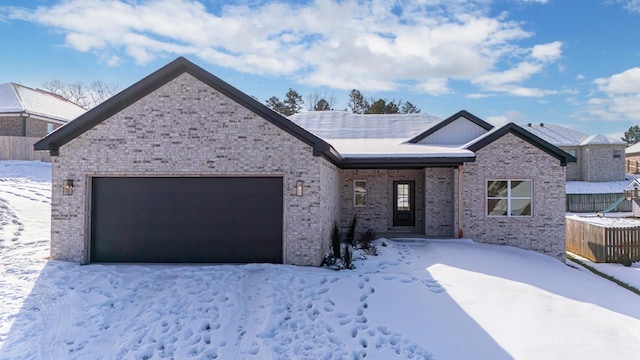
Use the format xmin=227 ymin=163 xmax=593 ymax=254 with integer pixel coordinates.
xmin=1 ymin=0 xmax=639 ymax=139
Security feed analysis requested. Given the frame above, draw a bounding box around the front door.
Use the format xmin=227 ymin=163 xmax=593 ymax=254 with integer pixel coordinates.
xmin=393 ymin=181 xmax=415 ymax=226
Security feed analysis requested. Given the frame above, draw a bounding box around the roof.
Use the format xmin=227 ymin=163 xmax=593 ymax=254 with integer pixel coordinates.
xmin=34 ymin=57 xmax=570 ymax=168
xmin=466 ymin=123 xmax=577 ymax=166
xmin=0 ymin=82 xmax=85 ymax=122
xmin=34 ymin=57 xmax=336 ymax=162
xmin=521 ymin=123 xmax=625 ymax=147
xmin=626 ymin=141 xmax=640 ymax=155
xmin=408 ymin=110 xmax=494 ymax=143
xmin=288 ymin=111 xmax=475 ymax=165
xmin=289 ymin=111 xmax=441 ymax=139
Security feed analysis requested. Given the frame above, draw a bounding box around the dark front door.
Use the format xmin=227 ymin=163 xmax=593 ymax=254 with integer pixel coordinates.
xmin=393 ymin=180 xmax=415 ymax=227
xmin=90 ymin=177 xmax=283 ymax=263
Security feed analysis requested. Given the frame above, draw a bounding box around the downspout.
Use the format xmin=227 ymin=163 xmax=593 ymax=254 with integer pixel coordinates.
xmin=20 ymin=111 xmax=30 ymax=137
xmin=457 ymin=165 xmax=464 ymax=238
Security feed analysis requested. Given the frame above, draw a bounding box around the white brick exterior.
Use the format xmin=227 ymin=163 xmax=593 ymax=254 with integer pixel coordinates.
xmin=50 ymin=73 xmax=338 ymax=266
xmin=461 ymin=133 xmax=566 ymax=261
xmin=339 ymin=169 xmax=424 ymax=235
xmin=43 ymin=61 xmax=569 ymax=265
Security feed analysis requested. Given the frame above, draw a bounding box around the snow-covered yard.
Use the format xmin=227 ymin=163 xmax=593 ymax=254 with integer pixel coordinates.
xmin=2 ymin=161 xmax=640 ymax=360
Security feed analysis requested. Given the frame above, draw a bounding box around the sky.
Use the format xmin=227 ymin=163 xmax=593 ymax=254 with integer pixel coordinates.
xmin=0 ymin=0 xmax=639 ymax=139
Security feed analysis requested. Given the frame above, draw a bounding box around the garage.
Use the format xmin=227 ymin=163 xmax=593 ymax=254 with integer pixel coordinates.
xmin=90 ymin=177 xmax=283 ymax=263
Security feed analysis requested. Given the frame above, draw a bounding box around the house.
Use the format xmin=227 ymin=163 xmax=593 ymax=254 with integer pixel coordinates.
xmin=521 ymin=123 xmax=626 ymax=182
xmin=625 ymin=141 xmax=640 ymax=173
xmin=0 ymin=82 xmax=85 ymax=161
xmin=34 ymin=57 xmax=574 ymax=266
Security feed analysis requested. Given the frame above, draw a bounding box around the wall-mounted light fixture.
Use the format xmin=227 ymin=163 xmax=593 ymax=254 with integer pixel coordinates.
xmin=296 ymin=180 xmax=304 ymax=196
xmin=63 ymin=179 xmax=74 ymax=195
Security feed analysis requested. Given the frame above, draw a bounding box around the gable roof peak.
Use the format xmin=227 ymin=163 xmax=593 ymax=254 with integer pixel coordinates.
xmin=34 ymin=57 xmax=335 ymax=161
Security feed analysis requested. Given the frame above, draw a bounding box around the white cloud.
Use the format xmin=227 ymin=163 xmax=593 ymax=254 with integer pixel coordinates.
xmin=584 ymin=68 xmax=640 ymax=121
xmin=486 ymin=110 xmax=525 ymax=126
xmin=531 ymin=41 xmax=562 ymax=63
xmin=2 ymin=0 xmax=562 ymax=95
xmin=615 ymin=0 xmax=640 ymax=13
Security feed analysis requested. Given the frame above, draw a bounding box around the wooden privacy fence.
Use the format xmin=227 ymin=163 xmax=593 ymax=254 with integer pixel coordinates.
xmin=566 ymin=193 xmax=631 ymax=213
xmin=627 ymin=159 xmax=640 ymax=174
xmin=0 ymin=136 xmax=50 ymax=162
xmin=566 ymin=217 xmax=640 ymax=263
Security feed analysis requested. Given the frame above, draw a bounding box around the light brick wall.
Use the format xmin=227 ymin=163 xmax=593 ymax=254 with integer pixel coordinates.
xmin=339 ymin=169 xmax=425 ymax=235
xmin=559 ymin=146 xmax=581 ymax=181
xmin=581 ymin=145 xmax=626 ymax=182
xmin=425 ymin=167 xmax=455 ymax=237
xmin=0 ymin=116 xmax=59 ymax=137
xmin=50 ymin=73 xmax=336 ymax=266
xmin=0 ymin=117 xmax=23 ymax=136
xmin=319 ymin=160 xmax=341 ymax=257
xmin=462 ymin=133 xmax=566 ymax=261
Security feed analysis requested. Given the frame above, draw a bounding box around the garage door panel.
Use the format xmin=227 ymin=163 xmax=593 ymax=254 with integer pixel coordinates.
xmin=91 ymin=177 xmax=283 ymax=263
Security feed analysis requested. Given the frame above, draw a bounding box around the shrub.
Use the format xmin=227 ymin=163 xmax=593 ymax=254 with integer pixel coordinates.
xmin=331 ymin=221 xmax=341 ymax=260
xmin=342 ymin=244 xmax=354 ymax=269
xmin=619 ymin=255 xmax=632 ymax=267
xmin=345 ymin=214 xmax=357 ymax=246
xmin=358 ymin=228 xmax=378 ymax=255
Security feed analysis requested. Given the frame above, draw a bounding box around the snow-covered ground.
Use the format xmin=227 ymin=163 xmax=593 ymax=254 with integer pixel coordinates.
xmin=2 ymin=161 xmax=640 ymax=360
xmin=566 ymin=174 xmax=639 ymax=194
xmin=569 ymin=254 xmax=640 ymax=290
xmin=567 ymin=212 xmax=640 ymax=228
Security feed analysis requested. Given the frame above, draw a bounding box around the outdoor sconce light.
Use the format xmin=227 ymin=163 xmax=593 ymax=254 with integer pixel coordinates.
xmin=63 ymin=179 xmax=74 ymax=195
xmin=296 ymin=180 xmax=304 ymax=196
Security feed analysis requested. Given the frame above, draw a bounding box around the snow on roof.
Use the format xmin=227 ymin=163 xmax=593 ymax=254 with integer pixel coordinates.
xmin=580 ymin=134 xmax=625 ymax=145
xmin=626 ymin=141 xmax=640 ymax=155
xmin=520 ymin=122 xmax=624 ymax=146
xmin=326 ymin=138 xmax=474 ymax=158
xmin=0 ymin=83 xmax=85 ymax=122
xmin=289 ymin=111 xmax=442 ymax=140
xmin=288 ymin=111 xmax=475 ymax=158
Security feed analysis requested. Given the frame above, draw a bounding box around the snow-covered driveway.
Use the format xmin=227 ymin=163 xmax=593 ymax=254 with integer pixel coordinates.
xmin=2 ymin=161 xmax=640 ymax=360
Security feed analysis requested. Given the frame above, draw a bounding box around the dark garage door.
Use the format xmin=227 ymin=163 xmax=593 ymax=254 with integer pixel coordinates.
xmin=91 ymin=177 xmax=283 ymax=263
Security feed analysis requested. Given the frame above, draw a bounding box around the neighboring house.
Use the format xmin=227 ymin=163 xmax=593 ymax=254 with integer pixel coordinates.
xmin=521 ymin=123 xmax=626 ymax=182
xmin=0 ymin=82 xmax=85 ymax=161
xmin=625 ymin=141 xmax=640 ymax=173
xmin=34 ymin=57 xmax=574 ymax=266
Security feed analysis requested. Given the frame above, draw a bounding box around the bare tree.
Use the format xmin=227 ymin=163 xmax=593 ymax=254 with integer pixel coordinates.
xmin=42 ymin=80 xmax=119 ymax=109
xmin=306 ymin=90 xmax=337 ymax=111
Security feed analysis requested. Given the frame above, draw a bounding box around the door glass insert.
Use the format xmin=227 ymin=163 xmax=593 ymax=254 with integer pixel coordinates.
xmin=396 ymin=183 xmax=410 ymax=211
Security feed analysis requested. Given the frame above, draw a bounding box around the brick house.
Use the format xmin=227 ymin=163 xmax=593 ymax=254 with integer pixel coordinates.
xmin=35 ymin=57 xmax=574 ymax=266
xmin=0 ymin=82 xmax=85 ymax=161
xmin=521 ymin=123 xmax=626 ymax=182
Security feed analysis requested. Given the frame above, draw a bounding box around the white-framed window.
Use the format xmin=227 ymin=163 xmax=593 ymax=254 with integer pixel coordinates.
xmin=487 ymin=180 xmax=532 ymax=217
xmin=354 ymin=180 xmax=367 ymax=207
xmin=46 ymin=123 xmax=55 ymax=134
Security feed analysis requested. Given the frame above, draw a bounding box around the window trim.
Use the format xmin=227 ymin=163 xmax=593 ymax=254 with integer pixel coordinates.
xmin=613 ymin=149 xmax=622 ymax=159
xmin=486 ymin=179 xmax=533 ymax=218
xmin=354 ymin=180 xmax=367 ymax=207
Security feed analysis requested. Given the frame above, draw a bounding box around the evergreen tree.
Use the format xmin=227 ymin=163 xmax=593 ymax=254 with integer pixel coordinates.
xmin=266 ymin=89 xmax=304 ymax=116
xmin=314 ymin=98 xmax=331 ymax=111
xmin=283 ymin=88 xmax=304 ymax=116
xmin=401 ymin=101 xmax=421 ymax=114
xmin=347 ymin=89 xmax=368 ymax=114
xmin=622 ymin=125 xmax=640 ymax=145
xmin=365 ymin=99 xmax=400 ymax=114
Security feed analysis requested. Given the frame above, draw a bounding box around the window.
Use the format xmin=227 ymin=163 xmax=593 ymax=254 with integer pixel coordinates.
xmin=396 ymin=183 xmax=410 ymax=211
xmin=614 ymin=150 xmax=622 ymax=159
xmin=565 ymin=149 xmax=577 ymax=158
xmin=46 ymin=123 xmax=55 ymax=134
xmin=487 ymin=180 xmax=532 ymax=217
xmin=354 ymin=180 xmax=367 ymax=206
